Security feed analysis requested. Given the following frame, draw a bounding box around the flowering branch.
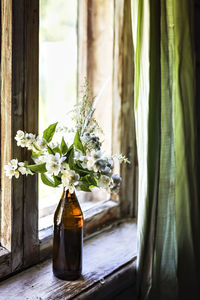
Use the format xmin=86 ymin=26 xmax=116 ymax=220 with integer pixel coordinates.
xmin=4 ymin=82 xmax=129 ymax=194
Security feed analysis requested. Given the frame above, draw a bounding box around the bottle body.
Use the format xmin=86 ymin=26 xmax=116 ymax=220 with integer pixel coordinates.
xmin=53 ymin=189 xmax=83 ymax=280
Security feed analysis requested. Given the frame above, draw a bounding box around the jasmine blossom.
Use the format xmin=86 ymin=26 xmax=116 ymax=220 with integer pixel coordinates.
xmin=4 ymin=82 xmax=129 ymax=194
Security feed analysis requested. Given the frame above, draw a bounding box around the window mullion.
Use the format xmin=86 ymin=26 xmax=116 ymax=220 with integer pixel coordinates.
xmin=1 ymin=0 xmax=24 ymax=274
xmin=23 ymin=0 xmax=39 ymax=268
xmin=1 ymin=0 xmax=39 ymax=278
xmin=112 ymin=0 xmax=138 ymax=218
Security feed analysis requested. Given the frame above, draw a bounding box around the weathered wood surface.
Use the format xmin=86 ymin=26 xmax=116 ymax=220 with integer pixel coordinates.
xmin=0 ymin=248 xmax=11 ymax=279
xmin=1 ymin=0 xmax=25 ymax=274
xmin=0 ymin=221 xmax=137 ymax=300
xmin=113 ymin=0 xmax=138 ymax=218
xmin=0 ymin=0 xmax=39 ymax=278
xmin=78 ymin=0 xmax=88 ymax=87
xmin=1 ymin=0 xmax=13 ymax=254
xmin=11 ymin=0 xmax=26 ymax=272
xmin=83 ymin=200 xmax=120 ymax=234
xmin=77 ymin=262 xmax=136 ymax=300
xmin=23 ymin=0 xmax=39 ymax=268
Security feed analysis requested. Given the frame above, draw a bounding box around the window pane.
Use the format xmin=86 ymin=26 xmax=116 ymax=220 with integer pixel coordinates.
xmin=39 ymin=0 xmax=77 ymax=230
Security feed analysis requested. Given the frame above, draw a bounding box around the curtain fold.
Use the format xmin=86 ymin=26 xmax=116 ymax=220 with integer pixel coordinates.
xmin=131 ymin=0 xmax=200 ymax=299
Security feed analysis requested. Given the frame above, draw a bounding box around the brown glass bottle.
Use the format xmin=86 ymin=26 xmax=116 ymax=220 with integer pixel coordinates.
xmin=53 ymin=189 xmax=83 ymax=280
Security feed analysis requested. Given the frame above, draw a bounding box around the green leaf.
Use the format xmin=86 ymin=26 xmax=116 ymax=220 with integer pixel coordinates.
xmin=47 ymin=146 xmax=55 ymax=155
xmin=61 ymin=137 xmax=68 ymax=155
xmin=65 ymin=145 xmax=73 ymax=161
xmin=43 ymin=122 xmax=58 ymax=143
xmin=79 ymin=175 xmax=98 ymax=192
xmin=27 ymin=163 xmax=47 ymax=173
xmin=79 ymin=183 xmax=91 ymax=192
xmin=31 ymin=150 xmax=42 ymax=157
xmin=32 ymin=144 xmax=40 ymax=152
xmin=73 ymin=131 xmax=85 ymax=153
xmin=68 ymin=148 xmax=75 ymax=169
xmin=41 ymin=173 xmax=56 ymax=187
xmin=31 ymin=156 xmax=39 ymax=164
xmin=89 ymin=185 xmax=96 ymax=189
xmin=53 ymin=175 xmax=62 ymax=187
xmin=53 ymin=146 xmax=61 ymax=155
xmin=81 ymin=174 xmax=97 ymax=187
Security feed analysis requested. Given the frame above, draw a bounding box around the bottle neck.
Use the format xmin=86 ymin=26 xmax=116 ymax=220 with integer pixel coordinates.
xmin=62 ymin=187 xmax=76 ymax=202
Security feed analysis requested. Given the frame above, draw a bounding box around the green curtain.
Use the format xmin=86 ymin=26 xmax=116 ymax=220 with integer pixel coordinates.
xmin=131 ymin=0 xmax=200 ymax=299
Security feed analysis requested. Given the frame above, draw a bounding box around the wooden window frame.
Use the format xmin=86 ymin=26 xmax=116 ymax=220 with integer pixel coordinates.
xmin=78 ymin=0 xmax=137 ymax=218
xmin=0 ymin=0 xmax=39 ymax=279
xmin=0 ymin=0 xmax=137 ymax=280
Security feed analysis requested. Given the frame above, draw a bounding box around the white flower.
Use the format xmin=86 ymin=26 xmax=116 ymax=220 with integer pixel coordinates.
xmin=15 ymin=130 xmax=24 ymax=141
xmin=46 ymin=154 xmax=58 ymax=164
xmin=71 ymin=170 xmax=80 ymax=182
xmin=68 ymin=185 xmax=75 ymax=194
xmin=34 ymin=155 xmax=46 ymax=164
xmin=25 ymin=133 xmax=35 ymax=142
xmin=45 ymin=153 xmax=66 ymax=176
xmin=61 ymin=162 xmax=70 ymax=171
xmin=17 ymin=139 xmax=26 ymax=147
xmin=81 ymin=156 xmax=88 ymax=169
xmin=4 ymin=165 xmax=14 ymax=178
xmin=47 ymin=153 xmax=65 ymax=164
xmin=61 ymin=169 xmax=80 ymax=188
xmin=10 ymin=159 xmax=18 ymax=170
xmin=91 ymin=150 xmax=101 ymax=160
xmin=25 ymin=133 xmax=35 ymax=146
xmin=61 ymin=175 xmax=70 ymax=187
xmin=4 ymin=159 xmax=19 ymax=178
xmin=14 ymin=170 xmax=20 ymax=178
xmin=18 ymin=166 xmax=27 ymax=175
xmin=74 ymin=150 xmax=84 ymax=161
xmin=4 ymin=165 xmax=19 ymax=179
xmin=46 ymin=162 xmax=60 ymax=176
xmin=62 ymin=169 xmax=80 ymax=182
xmin=58 ymin=154 xmax=66 ymax=164
xmin=97 ymin=175 xmax=111 ymax=189
xmin=87 ymin=156 xmax=96 ymax=171
xmin=4 ymin=164 xmax=12 ymax=172
xmin=36 ymin=137 xmax=47 ymax=150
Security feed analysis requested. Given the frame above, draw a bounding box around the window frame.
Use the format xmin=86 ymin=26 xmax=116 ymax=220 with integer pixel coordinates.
xmin=0 ymin=0 xmax=39 ymax=278
xmin=0 ymin=0 xmax=137 ymax=280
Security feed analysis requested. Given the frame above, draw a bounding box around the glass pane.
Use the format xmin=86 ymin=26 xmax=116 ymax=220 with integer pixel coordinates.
xmin=39 ymin=0 xmax=77 ymax=230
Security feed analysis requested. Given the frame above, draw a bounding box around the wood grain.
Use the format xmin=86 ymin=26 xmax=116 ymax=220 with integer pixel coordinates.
xmin=0 ymin=248 xmax=11 ymax=278
xmin=1 ymin=0 xmax=25 ymax=273
xmin=0 ymin=221 xmax=137 ymax=300
xmin=113 ymin=0 xmax=138 ymax=218
xmin=23 ymin=0 xmax=39 ymax=268
xmin=1 ymin=0 xmax=39 ymax=278
xmin=1 ymin=0 xmax=13 ymax=253
xmin=78 ymin=0 xmax=88 ymax=89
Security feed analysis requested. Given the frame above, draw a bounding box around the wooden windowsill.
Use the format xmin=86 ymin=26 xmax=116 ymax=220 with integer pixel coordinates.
xmin=0 ymin=220 xmax=137 ymax=299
